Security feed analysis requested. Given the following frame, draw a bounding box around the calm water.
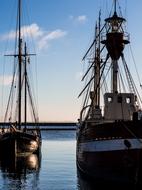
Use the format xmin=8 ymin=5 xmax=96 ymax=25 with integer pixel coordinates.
xmin=0 ymin=129 xmax=78 ymax=190
xmin=0 ymin=129 xmax=140 ymax=190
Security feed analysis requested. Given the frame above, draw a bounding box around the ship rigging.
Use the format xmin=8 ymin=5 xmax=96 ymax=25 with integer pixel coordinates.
xmin=0 ymin=0 xmax=41 ymax=157
xmin=77 ymin=0 xmax=142 ymax=187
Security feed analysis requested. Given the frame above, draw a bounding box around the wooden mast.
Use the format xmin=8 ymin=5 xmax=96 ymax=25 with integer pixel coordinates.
xmin=18 ymin=0 xmax=22 ymax=129
xmin=93 ymin=11 xmax=101 ymax=108
xmin=24 ymin=43 xmax=27 ymax=129
xmin=97 ymin=10 xmax=101 ymax=107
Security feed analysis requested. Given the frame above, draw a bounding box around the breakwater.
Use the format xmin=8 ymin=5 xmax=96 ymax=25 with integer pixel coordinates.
xmin=0 ymin=122 xmax=77 ymax=130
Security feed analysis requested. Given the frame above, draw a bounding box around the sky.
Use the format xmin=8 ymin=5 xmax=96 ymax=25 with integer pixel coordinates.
xmin=0 ymin=0 xmax=142 ymax=122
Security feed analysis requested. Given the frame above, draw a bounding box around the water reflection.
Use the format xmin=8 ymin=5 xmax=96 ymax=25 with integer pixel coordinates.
xmin=0 ymin=153 xmax=41 ymax=190
xmin=77 ymin=168 xmax=142 ymax=190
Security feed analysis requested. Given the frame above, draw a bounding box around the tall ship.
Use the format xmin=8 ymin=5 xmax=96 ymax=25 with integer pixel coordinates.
xmin=0 ymin=0 xmax=41 ymax=156
xmin=77 ymin=0 xmax=142 ymax=186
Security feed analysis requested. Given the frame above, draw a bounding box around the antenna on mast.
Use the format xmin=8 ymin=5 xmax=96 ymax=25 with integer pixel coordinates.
xmin=114 ymin=0 xmax=117 ymax=13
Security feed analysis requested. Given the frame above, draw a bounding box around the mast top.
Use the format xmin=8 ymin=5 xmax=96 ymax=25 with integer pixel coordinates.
xmin=105 ymin=0 xmax=125 ymax=24
xmin=114 ymin=0 xmax=117 ymax=13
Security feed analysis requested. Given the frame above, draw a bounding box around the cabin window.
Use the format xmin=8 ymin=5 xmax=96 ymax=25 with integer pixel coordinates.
xmin=108 ymin=97 xmax=113 ymax=103
xmin=117 ymin=96 xmax=122 ymax=103
xmin=126 ymin=97 xmax=131 ymax=104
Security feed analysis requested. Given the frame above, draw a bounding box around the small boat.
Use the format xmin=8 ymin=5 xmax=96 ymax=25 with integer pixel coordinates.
xmin=0 ymin=0 xmax=41 ymax=157
xmin=77 ymin=0 xmax=142 ymax=186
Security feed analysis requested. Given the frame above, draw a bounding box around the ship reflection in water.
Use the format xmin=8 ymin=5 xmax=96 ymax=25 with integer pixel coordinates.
xmin=0 ymin=153 xmax=41 ymax=190
xmin=77 ymin=169 xmax=142 ymax=190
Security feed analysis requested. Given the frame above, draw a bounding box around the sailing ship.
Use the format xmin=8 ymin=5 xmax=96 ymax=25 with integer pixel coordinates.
xmin=77 ymin=0 xmax=142 ymax=186
xmin=0 ymin=0 xmax=41 ymax=156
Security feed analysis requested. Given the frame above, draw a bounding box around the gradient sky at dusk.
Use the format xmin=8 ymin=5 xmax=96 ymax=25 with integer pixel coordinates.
xmin=0 ymin=0 xmax=142 ymax=122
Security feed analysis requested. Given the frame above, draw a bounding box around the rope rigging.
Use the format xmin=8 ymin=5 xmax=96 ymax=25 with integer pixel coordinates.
xmin=2 ymin=0 xmax=39 ymax=125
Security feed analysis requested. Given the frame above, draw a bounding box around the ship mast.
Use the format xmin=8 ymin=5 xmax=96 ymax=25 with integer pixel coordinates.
xmin=114 ymin=0 xmax=117 ymax=13
xmin=23 ymin=44 xmax=36 ymax=128
xmin=24 ymin=43 xmax=27 ymax=129
xmin=112 ymin=0 xmax=118 ymax=93
xmin=18 ymin=0 xmax=22 ymax=129
xmin=4 ymin=0 xmax=38 ymax=127
xmin=102 ymin=0 xmax=129 ymax=93
xmin=93 ymin=11 xmax=101 ymax=107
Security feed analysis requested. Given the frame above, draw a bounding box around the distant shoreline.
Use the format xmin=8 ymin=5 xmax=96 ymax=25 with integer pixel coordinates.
xmin=0 ymin=122 xmax=77 ymax=130
xmin=0 ymin=122 xmax=76 ymax=126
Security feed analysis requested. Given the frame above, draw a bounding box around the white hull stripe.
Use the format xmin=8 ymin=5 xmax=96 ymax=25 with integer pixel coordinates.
xmin=78 ymin=139 xmax=142 ymax=152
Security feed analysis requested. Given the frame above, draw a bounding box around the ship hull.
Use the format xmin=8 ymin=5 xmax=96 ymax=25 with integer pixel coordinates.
xmin=76 ymin=120 xmax=142 ymax=186
xmin=0 ymin=131 xmax=41 ymax=157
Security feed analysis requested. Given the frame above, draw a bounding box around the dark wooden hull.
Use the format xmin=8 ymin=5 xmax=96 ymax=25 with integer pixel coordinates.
xmin=76 ymin=120 xmax=142 ymax=186
xmin=0 ymin=131 xmax=41 ymax=157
